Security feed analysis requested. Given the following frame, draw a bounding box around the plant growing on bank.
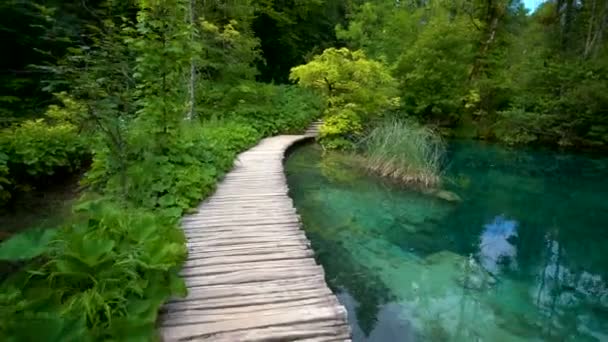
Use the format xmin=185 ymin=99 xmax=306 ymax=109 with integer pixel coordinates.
xmin=358 ymin=119 xmax=445 ymax=187
xmin=290 ymin=48 xmax=399 ymax=149
xmin=0 ymin=201 xmax=187 ymax=341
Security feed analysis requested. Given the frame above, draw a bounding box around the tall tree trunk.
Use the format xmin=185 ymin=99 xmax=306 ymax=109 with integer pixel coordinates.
xmin=584 ymin=0 xmax=608 ymax=58
xmin=561 ymin=0 xmax=576 ymax=51
xmin=469 ymin=0 xmax=501 ymax=80
xmin=187 ymin=0 xmax=196 ymax=120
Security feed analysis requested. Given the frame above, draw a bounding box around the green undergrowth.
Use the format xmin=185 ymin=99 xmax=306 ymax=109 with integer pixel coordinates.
xmin=0 ymin=109 xmax=89 ymax=206
xmin=0 ymin=87 xmax=319 ymax=340
xmin=0 ymin=201 xmax=187 ymax=341
xmin=200 ymin=83 xmax=322 ymax=136
xmin=83 ymin=120 xmax=262 ymax=219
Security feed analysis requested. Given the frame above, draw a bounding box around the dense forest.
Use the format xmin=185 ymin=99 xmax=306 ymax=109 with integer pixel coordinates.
xmin=0 ymin=0 xmax=607 ymax=339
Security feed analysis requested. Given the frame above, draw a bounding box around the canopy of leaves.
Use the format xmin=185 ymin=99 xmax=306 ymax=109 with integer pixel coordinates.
xmin=290 ymin=47 xmax=398 ymax=148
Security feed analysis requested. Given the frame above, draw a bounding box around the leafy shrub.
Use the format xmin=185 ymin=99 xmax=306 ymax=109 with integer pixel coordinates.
xmin=85 ymin=121 xmax=261 ymax=219
xmin=359 ymin=119 xmax=445 ymax=187
xmin=0 ymin=201 xmax=186 ymax=341
xmin=290 ymin=48 xmax=398 ymax=148
xmin=198 ymin=82 xmax=321 ymax=136
xmin=8 ymin=119 xmax=86 ymax=177
xmin=0 ymin=111 xmax=89 ymax=206
xmin=319 ymin=105 xmax=364 ymax=150
xmin=493 ymin=108 xmax=542 ymax=145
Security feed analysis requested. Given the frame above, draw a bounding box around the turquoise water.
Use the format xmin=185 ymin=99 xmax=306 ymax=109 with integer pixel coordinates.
xmin=285 ymin=141 xmax=608 ymax=341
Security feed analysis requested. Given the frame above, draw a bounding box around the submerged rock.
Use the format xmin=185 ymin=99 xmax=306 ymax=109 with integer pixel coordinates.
xmin=459 ymin=256 xmax=497 ymax=291
xmin=423 ymin=189 xmax=462 ymax=203
xmin=424 ymin=251 xmax=496 ymax=291
xmin=435 ymin=190 xmax=462 ymax=202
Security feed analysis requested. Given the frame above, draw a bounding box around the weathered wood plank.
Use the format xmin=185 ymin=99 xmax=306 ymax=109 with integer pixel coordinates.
xmin=179 ymin=250 xmax=314 ymax=270
xmin=163 ymin=293 xmax=338 ymax=316
xmin=183 ymin=322 xmax=350 ymax=342
xmin=182 ymin=265 xmax=325 ymax=287
xmin=170 ymin=275 xmax=327 ymax=302
xmin=185 ymin=243 xmax=308 ymax=256
xmin=186 ymin=235 xmax=310 ymax=248
xmin=186 ymin=240 xmax=310 ymax=253
xmin=162 ymin=306 xmax=346 ymax=338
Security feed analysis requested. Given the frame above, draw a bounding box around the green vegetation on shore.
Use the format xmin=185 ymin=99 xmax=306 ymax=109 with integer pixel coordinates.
xmin=359 ymin=120 xmax=445 ymax=188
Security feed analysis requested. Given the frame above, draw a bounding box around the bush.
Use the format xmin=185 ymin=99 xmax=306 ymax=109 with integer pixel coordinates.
xmin=198 ymin=82 xmax=321 ymax=136
xmin=0 ymin=201 xmax=186 ymax=340
xmin=359 ymin=119 xmax=445 ymax=187
xmin=290 ymin=48 xmax=399 ymax=148
xmin=0 ymin=116 xmax=88 ymax=206
xmin=318 ymin=105 xmax=364 ymax=150
xmin=85 ymin=121 xmax=261 ymax=219
xmin=8 ymin=120 xmax=86 ymax=177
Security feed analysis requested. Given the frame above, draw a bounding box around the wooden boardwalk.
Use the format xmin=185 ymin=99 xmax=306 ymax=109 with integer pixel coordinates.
xmin=160 ymin=123 xmax=350 ymax=341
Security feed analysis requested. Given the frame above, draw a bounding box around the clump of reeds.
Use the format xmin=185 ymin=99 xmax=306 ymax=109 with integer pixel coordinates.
xmin=358 ymin=119 xmax=445 ymax=187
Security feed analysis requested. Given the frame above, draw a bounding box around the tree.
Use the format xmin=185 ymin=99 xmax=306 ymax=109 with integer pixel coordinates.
xmin=290 ymin=47 xmax=398 ymax=148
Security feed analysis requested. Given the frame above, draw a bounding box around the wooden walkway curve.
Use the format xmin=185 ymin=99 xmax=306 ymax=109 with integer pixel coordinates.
xmin=160 ymin=122 xmax=350 ymax=341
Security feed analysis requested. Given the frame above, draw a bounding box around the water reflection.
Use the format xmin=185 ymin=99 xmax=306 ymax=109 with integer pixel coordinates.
xmin=478 ymin=215 xmax=518 ymax=274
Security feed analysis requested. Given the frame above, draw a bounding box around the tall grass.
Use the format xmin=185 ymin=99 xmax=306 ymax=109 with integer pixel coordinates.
xmin=359 ymin=119 xmax=445 ymax=187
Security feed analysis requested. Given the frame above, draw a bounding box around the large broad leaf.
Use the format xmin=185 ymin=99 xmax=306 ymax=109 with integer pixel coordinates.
xmin=6 ymin=315 xmax=88 ymax=342
xmin=0 ymin=228 xmax=57 ymax=261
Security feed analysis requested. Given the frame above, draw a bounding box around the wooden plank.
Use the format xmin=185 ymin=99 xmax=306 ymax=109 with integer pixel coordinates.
xmin=184 ymin=224 xmax=303 ymax=236
xmin=183 ymin=265 xmax=325 ymax=287
xmin=161 ymin=305 xmax=346 ymax=335
xmin=179 ymin=250 xmax=314 ymax=271
xmin=182 ymin=219 xmax=301 ymax=231
xmin=186 ymin=235 xmax=310 ymax=248
xmin=183 ymin=216 xmax=300 ymax=226
xmin=186 ymin=227 xmax=305 ymax=238
xmin=183 ymin=322 xmax=350 ymax=342
xmin=163 ymin=289 xmax=335 ymax=314
xmin=185 ymin=245 xmax=309 ymax=258
xmin=186 ymin=240 xmax=310 ymax=253
xmin=169 ymin=276 xmax=328 ymax=302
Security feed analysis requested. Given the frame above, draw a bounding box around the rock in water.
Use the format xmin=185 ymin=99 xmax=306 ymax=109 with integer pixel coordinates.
xmin=435 ymin=190 xmax=462 ymax=202
xmin=459 ymin=256 xmax=497 ymax=291
xmin=424 ymin=251 xmax=496 ymax=291
xmin=424 ymin=189 xmax=462 ymax=203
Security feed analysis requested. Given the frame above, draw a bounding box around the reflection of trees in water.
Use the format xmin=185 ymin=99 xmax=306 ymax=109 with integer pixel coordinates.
xmin=311 ymin=229 xmax=394 ymax=336
xmin=534 ymin=231 xmax=608 ymax=339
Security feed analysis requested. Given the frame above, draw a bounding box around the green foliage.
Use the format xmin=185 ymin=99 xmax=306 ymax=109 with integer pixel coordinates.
xmin=7 ymin=119 xmax=86 ymax=177
xmin=85 ymin=121 xmax=261 ymax=219
xmin=0 ymin=202 xmax=186 ymax=340
xmin=0 ymin=228 xmax=57 ymax=261
xmin=0 ymin=150 xmax=10 ymax=204
xmin=395 ymin=12 xmax=477 ymax=119
xmin=0 ymin=95 xmax=89 ymax=205
xmin=290 ymin=47 xmax=398 ymax=148
xmin=359 ymin=119 xmax=445 ymax=187
xmin=199 ymin=19 xmax=261 ymax=83
xmin=336 ymin=0 xmax=608 ymax=148
xmin=202 ymin=83 xmax=321 ymax=136
xmin=319 ymin=105 xmax=364 ymax=150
